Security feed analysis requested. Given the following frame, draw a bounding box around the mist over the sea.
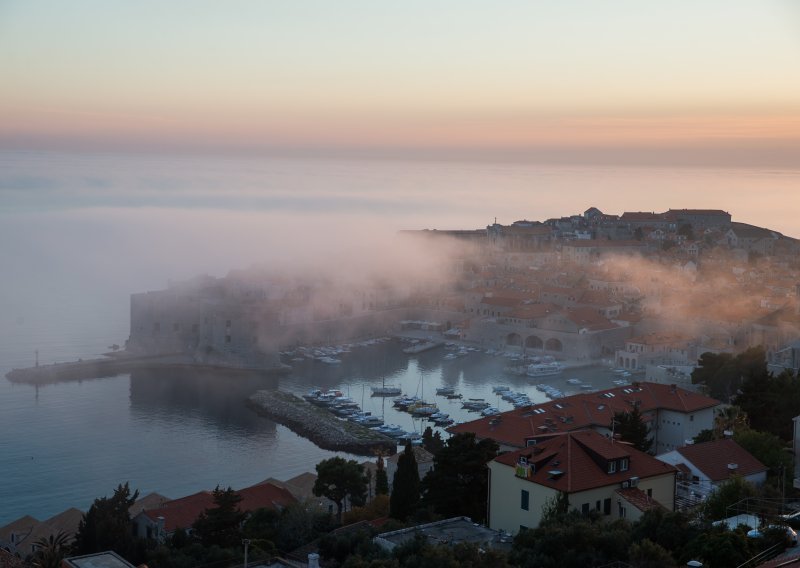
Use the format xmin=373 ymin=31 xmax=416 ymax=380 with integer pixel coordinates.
xmin=1 ymin=150 xmax=799 ymax=524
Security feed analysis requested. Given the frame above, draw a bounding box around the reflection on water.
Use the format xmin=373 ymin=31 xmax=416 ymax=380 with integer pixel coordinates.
xmin=0 ymin=338 xmax=627 ymax=525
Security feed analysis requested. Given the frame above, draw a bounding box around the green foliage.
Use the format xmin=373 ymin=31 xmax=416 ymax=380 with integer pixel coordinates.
xmin=420 ymin=433 xmax=498 ymax=524
xmin=627 ymin=538 xmax=676 ymax=568
xmin=314 ymin=457 xmax=368 ymax=523
xmin=701 ymin=476 xmax=758 ymax=521
xmin=73 ymin=482 xmax=143 ymax=563
xmin=192 ymin=486 xmax=247 ymax=549
xmin=612 ymin=406 xmax=653 ymax=453
xmin=733 ymin=428 xmax=793 ymax=487
xmin=146 ymin=543 xmax=240 ymax=568
xmin=243 ymin=502 xmax=336 ymax=553
xmin=682 ymin=525 xmax=755 ymax=568
xmin=390 ymin=443 xmax=420 ymax=520
xmin=31 ymin=531 xmax=72 ymax=568
xmin=631 ymin=509 xmax=701 ymax=565
xmin=539 ymin=492 xmax=570 ymax=525
xmin=376 ymin=454 xmax=389 ymax=496
xmin=510 ymin=511 xmax=632 ymax=568
xmin=421 ymin=427 xmax=444 ymax=455
xmin=677 ymin=223 xmax=695 ymax=241
xmin=319 ymin=526 xmax=388 ymax=566
xmin=692 ymin=347 xmax=768 ymax=402
xmin=734 ymin=367 xmax=800 ymax=441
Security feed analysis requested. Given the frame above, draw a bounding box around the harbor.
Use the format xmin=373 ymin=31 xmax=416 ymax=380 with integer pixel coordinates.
xmin=246 ymin=389 xmax=396 ymax=455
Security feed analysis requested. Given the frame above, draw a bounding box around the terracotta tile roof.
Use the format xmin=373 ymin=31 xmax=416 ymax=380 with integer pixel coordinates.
xmin=22 ymin=508 xmax=84 ymax=554
xmin=563 ymin=308 xmax=618 ymax=331
xmin=144 ymin=483 xmax=296 ymax=533
xmin=667 ymin=209 xmax=730 ymax=217
xmin=616 ymin=487 xmax=667 ymax=512
xmin=676 ymin=439 xmax=768 ymax=482
xmin=620 ymin=212 xmax=664 ymax=222
xmin=506 ymin=304 xmax=560 ymax=320
xmin=493 ymin=431 xmax=676 ymax=493
xmin=480 ymin=296 xmax=524 ymax=307
xmin=129 ymin=492 xmax=170 ymax=517
xmin=627 ymin=332 xmax=692 ymax=346
xmin=0 ymin=515 xmax=39 ymax=543
xmin=562 ymin=240 xmax=647 ymax=249
xmin=0 ymin=549 xmax=23 ymax=568
xmin=143 ymin=491 xmax=214 ymax=532
xmin=449 ymin=382 xmax=720 ymax=448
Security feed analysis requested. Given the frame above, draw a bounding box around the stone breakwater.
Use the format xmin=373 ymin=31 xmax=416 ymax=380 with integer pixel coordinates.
xmin=5 ymin=353 xmax=291 ymax=384
xmin=247 ymin=390 xmax=397 ymax=456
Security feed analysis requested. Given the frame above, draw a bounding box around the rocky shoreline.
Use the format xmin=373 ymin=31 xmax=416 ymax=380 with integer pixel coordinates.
xmin=247 ymin=390 xmax=397 ymax=456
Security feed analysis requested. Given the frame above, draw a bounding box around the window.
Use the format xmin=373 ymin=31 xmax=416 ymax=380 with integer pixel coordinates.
xmin=690 ymin=415 xmax=694 ymax=422
xmin=521 ymin=490 xmax=530 ymax=511
xmin=520 ymin=525 xmax=529 ymax=532
xmin=596 ymin=500 xmax=601 ymax=511
xmin=225 ymin=335 xmax=231 ymax=343
xmin=620 ymin=458 xmax=629 ymax=472
xmin=604 ymin=498 xmax=611 ymax=515
xmin=647 ymin=488 xmax=653 ymax=498
xmin=619 ymin=503 xmax=626 ymax=519
xmin=581 ymin=503 xmax=590 ymax=515
xmin=608 ymin=460 xmax=617 ymax=474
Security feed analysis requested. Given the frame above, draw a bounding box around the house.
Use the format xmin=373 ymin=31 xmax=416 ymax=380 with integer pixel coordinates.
xmin=560 ymin=240 xmax=647 ymax=266
xmin=448 ymin=382 xmax=720 ymax=453
xmin=15 ymin=508 xmax=83 ymax=558
xmin=657 ymin=438 xmax=768 ymax=508
xmin=614 ymin=333 xmax=694 ymax=371
xmin=487 ymin=430 xmax=677 ymax=534
xmin=132 ymin=481 xmax=296 ymax=541
xmin=0 ymin=516 xmax=38 ymax=556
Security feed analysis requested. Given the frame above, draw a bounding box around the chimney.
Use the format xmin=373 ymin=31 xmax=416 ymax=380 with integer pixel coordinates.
xmin=727 ymin=463 xmax=738 ymax=472
xmin=308 ymin=553 xmax=320 ymax=568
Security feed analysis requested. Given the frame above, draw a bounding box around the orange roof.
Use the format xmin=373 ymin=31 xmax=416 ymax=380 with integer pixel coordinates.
xmin=563 ymin=308 xmax=618 ymax=331
xmin=675 ymin=439 xmax=767 ymax=482
xmin=616 ymin=487 xmax=667 ymax=512
xmin=144 ymin=483 xmax=296 ymax=532
xmin=506 ymin=304 xmax=560 ymax=320
xmin=563 ymin=240 xmax=647 ymax=249
xmin=493 ymin=430 xmax=676 ymax=493
xmin=449 ymin=382 xmax=720 ymax=448
xmin=480 ymin=296 xmax=524 ymax=307
xmin=627 ymin=333 xmax=691 ymax=346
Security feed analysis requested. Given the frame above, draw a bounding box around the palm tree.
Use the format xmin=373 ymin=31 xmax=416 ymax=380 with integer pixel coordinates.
xmin=32 ymin=531 xmax=72 ymax=568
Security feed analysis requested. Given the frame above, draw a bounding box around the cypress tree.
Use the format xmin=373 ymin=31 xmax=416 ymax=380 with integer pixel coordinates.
xmin=390 ymin=443 xmax=420 ymax=520
xmin=375 ymin=456 xmax=389 ymax=496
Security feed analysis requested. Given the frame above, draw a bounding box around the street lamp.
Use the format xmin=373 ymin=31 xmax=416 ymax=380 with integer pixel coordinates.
xmin=242 ymin=539 xmax=251 ymax=568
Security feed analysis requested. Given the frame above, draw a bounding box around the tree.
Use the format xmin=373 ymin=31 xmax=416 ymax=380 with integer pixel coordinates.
xmin=421 ymin=427 xmax=444 ymax=455
xmin=32 ymin=531 xmax=72 ymax=568
xmin=193 ymin=486 xmax=247 ymax=548
xmin=702 ymin=476 xmax=757 ymax=521
xmin=420 ymin=432 xmax=498 ymax=523
xmin=735 ymin=367 xmax=800 ymax=441
xmin=631 ymin=509 xmax=701 ymax=565
xmin=612 ymin=406 xmax=652 ymax=453
xmin=627 ymin=538 xmax=676 ymax=568
xmin=390 ymin=443 xmax=420 ymax=521
xmin=682 ymin=525 xmax=755 ymax=568
xmin=375 ymin=455 xmax=389 ymax=496
xmin=511 ymin=511 xmax=631 ymax=568
xmin=677 ymin=223 xmax=695 ymax=241
xmin=73 ymin=482 xmax=142 ymax=562
xmin=734 ymin=428 xmax=793 ymax=488
xmin=692 ymin=347 xmax=768 ymax=402
xmin=314 ymin=457 xmax=367 ymax=524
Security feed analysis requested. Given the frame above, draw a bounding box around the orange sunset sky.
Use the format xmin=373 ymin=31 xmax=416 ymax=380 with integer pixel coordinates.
xmin=2 ymin=1 xmax=800 ymax=165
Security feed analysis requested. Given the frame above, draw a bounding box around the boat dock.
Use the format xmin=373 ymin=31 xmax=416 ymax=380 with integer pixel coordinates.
xmin=247 ymin=390 xmax=397 ymax=455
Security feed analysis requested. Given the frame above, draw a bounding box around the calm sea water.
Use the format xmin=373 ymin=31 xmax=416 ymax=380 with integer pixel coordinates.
xmin=1 ymin=151 xmax=798 ymax=525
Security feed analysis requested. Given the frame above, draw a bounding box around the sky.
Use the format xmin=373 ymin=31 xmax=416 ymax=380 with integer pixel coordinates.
xmin=2 ymin=1 xmax=800 ymax=165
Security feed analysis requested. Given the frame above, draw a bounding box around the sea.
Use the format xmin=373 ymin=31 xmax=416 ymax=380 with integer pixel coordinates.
xmin=1 ymin=150 xmax=798 ymax=525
